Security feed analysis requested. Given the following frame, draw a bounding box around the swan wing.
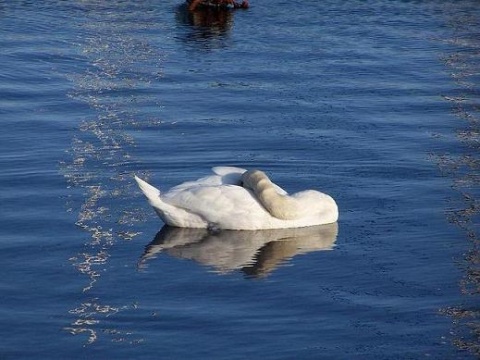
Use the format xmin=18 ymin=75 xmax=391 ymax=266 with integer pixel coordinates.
xmin=136 ymin=169 xmax=338 ymax=230
xmin=135 ymin=176 xmax=208 ymax=228
xmin=167 ymin=167 xmax=247 ymax=196
xmin=164 ymin=184 xmax=270 ymax=229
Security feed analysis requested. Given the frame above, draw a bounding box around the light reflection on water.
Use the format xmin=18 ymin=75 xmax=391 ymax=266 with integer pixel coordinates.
xmin=436 ymin=5 xmax=480 ymax=357
xmin=60 ymin=0 xmax=255 ymax=345
xmin=61 ymin=1 xmax=163 ymax=344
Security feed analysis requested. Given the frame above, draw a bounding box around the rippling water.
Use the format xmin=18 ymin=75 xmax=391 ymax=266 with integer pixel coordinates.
xmin=1 ymin=1 xmax=479 ymax=358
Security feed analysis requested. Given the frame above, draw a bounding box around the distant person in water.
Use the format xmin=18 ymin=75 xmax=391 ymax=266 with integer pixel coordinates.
xmin=188 ymin=0 xmax=249 ymax=11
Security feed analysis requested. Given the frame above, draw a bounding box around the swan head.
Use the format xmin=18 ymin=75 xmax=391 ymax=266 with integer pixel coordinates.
xmin=241 ymin=169 xmax=271 ymax=192
xmin=241 ymin=170 xmax=338 ymax=223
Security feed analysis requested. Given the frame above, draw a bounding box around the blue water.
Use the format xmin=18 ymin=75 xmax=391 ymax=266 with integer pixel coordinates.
xmin=1 ymin=1 xmax=479 ymax=358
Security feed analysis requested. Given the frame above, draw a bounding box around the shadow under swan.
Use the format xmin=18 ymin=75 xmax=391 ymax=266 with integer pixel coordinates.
xmin=139 ymin=223 xmax=338 ymax=278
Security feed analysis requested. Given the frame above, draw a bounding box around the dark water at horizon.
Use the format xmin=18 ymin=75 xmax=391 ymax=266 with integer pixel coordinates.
xmin=1 ymin=1 xmax=479 ymax=358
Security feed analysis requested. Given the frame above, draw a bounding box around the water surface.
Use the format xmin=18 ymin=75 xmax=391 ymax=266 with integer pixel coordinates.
xmin=1 ymin=1 xmax=479 ymax=358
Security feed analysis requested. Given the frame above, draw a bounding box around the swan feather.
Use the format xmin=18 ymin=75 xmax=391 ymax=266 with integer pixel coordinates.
xmin=135 ymin=167 xmax=338 ymax=230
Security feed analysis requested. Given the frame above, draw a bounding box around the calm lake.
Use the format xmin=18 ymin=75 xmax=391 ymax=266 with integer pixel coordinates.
xmin=1 ymin=0 xmax=479 ymax=358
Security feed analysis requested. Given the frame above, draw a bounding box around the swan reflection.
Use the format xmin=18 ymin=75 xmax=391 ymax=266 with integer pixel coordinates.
xmin=139 ymin=223 xmax=338 ymax=278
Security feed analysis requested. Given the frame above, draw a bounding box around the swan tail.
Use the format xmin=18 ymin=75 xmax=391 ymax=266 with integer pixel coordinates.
xmin=135 ymin=175 xmax=161 ymax=202
xmin=134 ymin=175 xmax=208 ymax=228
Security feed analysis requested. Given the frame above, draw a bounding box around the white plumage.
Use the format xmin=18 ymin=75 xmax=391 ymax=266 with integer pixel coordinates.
xmin=135 ymin=166 xmax=338 ymax=230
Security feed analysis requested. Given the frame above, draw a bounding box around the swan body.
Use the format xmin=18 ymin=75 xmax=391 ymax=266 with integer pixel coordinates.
xmin=135 ymin=166 xmax=338 ymax=230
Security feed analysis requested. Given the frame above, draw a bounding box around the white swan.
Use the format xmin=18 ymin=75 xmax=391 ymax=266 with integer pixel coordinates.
xmin=135 ymin=166 xmax=338 ymax=230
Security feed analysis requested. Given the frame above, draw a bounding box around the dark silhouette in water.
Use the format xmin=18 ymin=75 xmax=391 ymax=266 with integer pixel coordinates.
xmin=175 ymin=0 xmax=248 ymax=47
xmin=187 ymin=0 xmax=249 ymax=11
xmin=176 ymin=2 xmax=233 ymax=38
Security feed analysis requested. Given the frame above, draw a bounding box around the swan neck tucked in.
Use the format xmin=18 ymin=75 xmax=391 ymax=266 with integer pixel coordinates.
xmin=241 ymin=170 xmax=300 ymax=220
